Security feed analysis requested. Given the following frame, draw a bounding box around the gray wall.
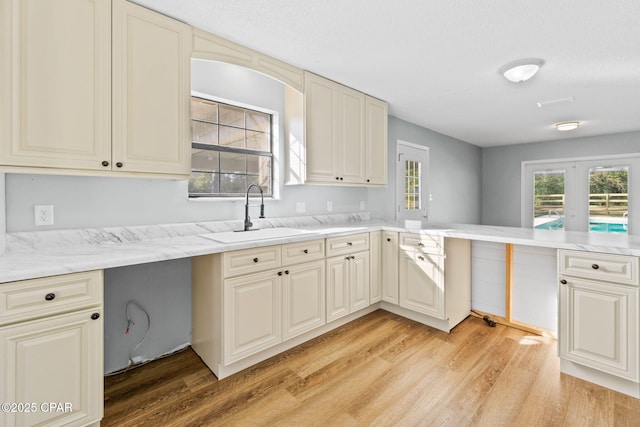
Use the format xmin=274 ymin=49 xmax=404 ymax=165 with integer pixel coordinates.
xmin=482 ymin=131 xmax=640 ymax=226
xmin=368 ymin=116 xmax=482 ymax=224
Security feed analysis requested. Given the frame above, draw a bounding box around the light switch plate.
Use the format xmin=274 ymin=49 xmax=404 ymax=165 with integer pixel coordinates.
xmin=296 ymin=202 xmax=306 ymax=213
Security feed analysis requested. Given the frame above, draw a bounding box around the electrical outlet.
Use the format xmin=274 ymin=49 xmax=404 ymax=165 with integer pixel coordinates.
xmin=296 ymin=202 xmax=306 ymax=213
xmin=327 ymin=201 xmax=333 ymax=212
xmin=34 ymin=205 xmax=54 ymax=226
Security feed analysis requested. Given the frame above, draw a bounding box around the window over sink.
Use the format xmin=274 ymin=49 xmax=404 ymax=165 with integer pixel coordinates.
xmin=189 ymin=96 xmax=273 ymax=197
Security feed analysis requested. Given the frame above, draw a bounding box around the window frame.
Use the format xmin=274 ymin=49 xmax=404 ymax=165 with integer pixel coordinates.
xmin=189 ymin=93 xmax=275 ymax=199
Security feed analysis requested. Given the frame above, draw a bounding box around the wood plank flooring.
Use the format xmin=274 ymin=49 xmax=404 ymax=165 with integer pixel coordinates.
xmin=103 ymin=310 xmax=640 ymax=426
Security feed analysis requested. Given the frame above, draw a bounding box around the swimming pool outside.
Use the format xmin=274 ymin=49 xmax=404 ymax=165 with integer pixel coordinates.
xmin=535 ymin=216 xmax=628 ymax=233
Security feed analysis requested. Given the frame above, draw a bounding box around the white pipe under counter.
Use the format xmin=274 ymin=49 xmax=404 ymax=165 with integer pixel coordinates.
xmin=3 ymin=214 xmax=640 ymax=283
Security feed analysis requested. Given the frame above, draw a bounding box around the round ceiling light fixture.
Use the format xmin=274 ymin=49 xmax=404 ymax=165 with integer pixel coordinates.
xmin=555 ymin=121 xmax=580 ymax=131
xmin=499 ymin=58 xmax=545 ymax=83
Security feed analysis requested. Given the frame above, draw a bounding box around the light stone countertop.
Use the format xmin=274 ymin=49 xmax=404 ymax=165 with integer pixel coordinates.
xmin=3 ymin=212 xmax=640 ymax=283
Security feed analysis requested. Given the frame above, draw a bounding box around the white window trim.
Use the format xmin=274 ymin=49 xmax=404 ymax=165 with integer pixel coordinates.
xmin=396 ymin=140 xmax=430 ymax=221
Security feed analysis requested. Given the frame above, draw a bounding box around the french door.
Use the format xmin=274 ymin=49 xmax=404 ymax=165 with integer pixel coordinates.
xmin=522 ymin=156 xmax=640 ymax=234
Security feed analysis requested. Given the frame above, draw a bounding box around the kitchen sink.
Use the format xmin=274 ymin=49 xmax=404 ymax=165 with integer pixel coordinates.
xmin=200 ymin=227 xmax=313 ymax=244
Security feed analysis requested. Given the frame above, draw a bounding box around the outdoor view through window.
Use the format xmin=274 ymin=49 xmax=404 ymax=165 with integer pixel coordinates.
xmin=534 ymin=167 xmax=628 ymax=234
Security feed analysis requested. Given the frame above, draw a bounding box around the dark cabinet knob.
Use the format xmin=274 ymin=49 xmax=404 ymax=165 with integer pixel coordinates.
xmin=101 ymin=160 xmax=109 ymax=167
xmin=340 ymin=177 xmax=344 ymax=181
xmin=277 ymin=271 xmax=283 ymax=276
xmin=387 ymin=238 xmax=391 ymax=242
xmin=303 ymin=249 xmax=309 ymax=254
xmin=253 ymin=258 xmax=259 ymax=263
xmin=351 ymin=256 xmax=356 ymax=260
xmin=44 ymin=293 xmax=56 ymax=301
xmin=367 ymin=179 xmax=370 ymax=182
xmin=418 ymin=242 xmax=425 ymax=247
xmin=592 ymin=264 xmax=600 ymax=270
xmin=285 ymin=270 xmax=289 ymax=275
xmin=560 ymin=279 xmax=567 ymax=284
xmin=418 ymin=255 xmax=425 ymax=261
xmin=336 ymin=177 xmax=340 ymax=180
xmin=347 ymin=242 xmax=353 ymax=246
xmin=91 ymin=313 xmax=100 ymax=320
xmin=116 ymin=162 xmax=123 ymax=168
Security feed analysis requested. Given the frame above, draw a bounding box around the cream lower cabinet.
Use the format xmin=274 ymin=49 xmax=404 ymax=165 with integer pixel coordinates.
xmin=282 ymin=260 xmax=326 ymax=341
xmin=396 ymin=234 xmax=471 ymax=332
xmin=558 ymin=250 xmax=639 ymax=384
xmin=325 ymin=233 xmax=371 ymax=322
xmin=369 ymin=232 xmax=382 ymax=303
xmin=381 ymin=231 xmax=399 ymax=304
xmin=0 ymin=271 xmax=104 ymax=427
xmin=193 ymin=239 xmax=327 ymax=375
xmin=0 ymin=0 xmax=190 ymax=177
xmin=399 ymin=250 xmax=445 ymax=318
xmin=223 ymin=270 xmax=283 ymax=364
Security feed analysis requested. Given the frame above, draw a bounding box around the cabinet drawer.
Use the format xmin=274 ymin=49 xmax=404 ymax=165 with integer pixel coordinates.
xmin=282 ymin=239 xmax=325 ymax=265
xmin=559 ymin=250 xmax=639 ymax=286
xmin=326 ymin=233 xmax=369 ymax=257
xmin=0 ymin=270 xmax=103 ymax=326
xmin=399 ymin=233 xmax=444 ymax=255
xmin=224 ymin=245 xmax=282 ymax=277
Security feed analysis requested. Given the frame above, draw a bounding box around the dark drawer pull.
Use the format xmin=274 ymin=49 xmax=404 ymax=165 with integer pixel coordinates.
xmin=347 ymin=242 xmax=353 ymax=246
xmin=45 ymin=293 xmax=56 ymax=301
xmin=116 ymin=162 xmax=123 ymax=168
xmin=387 ymin=238 xmax=391 ymax=242
xmin=303 ymin=249 xmax=309 ymax=254
xmin=592 ymin=264 xmax=600 ymax=270
xmin=277 ymin=271 xmax=283 ymax=276
xmin=91 ymin=313 xmax=100 ymax=320
xmin=418 ymin=242 xmax=425 ymax=247
xmin=285 ymin=270 xmax=290 ymax=275
xmin=418 ymin=255 xmax=425 ymax=261
xmin=101 ymin=160 xmax=109 ymax=167
xmin=253 ymin=258 xmax=259 ymax=263
xmin=560 ymin=279 xmax=567 ymax=285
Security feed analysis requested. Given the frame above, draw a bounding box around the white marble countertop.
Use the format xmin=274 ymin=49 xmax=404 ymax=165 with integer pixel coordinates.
xmin=3 ymin=212 xmax=640 ymax=283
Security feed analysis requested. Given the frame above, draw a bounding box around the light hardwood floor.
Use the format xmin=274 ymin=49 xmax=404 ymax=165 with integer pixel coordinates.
xmin=103 ymin=310 xmax=640 ymax=426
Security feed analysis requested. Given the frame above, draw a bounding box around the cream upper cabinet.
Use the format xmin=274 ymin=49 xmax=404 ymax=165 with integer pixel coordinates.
xmin=304 ymin=72 xmax=341 ymax=183
xmin=0 ymin=0 xmax=191 ymax=177
xmin=112 ymin=0 xmax=191 ymax=175
xmin=365 ymin=95 xmax=388 ymax=185
xmin=0 ymin=0 xmax=112 ymax=171
xmin=302 ymin=71 xmax=386 ymax=186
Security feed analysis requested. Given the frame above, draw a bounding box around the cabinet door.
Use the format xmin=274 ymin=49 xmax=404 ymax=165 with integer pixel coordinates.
xmin=399 ymin=251 xmax=445 ymax=319
xmin=283 ymin=260 xmax=326 ymax=341
xmin=326 ymin=256 xmax=350 ymax=322
xmin=224 ymin=271 xmax=282 ymax=364
xmin=560 ymin=278 xmax=639 ymax=381
xmin=112 ymin=0 xmax=191 ymax=175
xmin=0 ymin=308 xmax=103 ymax=427
xmin=0 ymin=0 xmax=112 ymax=170
xmin=382 ymin=231 xmax=399 ymax=304
xmin=369 ymin=232 xmax=382 ymax=303
xmin=304 ymin=72 xmax=340 ymax=183
xmin=339 ymin=86 xmax=366 ymax=184
xmin=364 ymin=95 xmax=388 ymax=185
xmin=349 ymin=252 xmax=370 ymax=312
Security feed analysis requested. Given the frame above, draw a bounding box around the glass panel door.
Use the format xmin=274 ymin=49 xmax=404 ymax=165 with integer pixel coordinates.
xmin=533 ymin=170 xmax=566 ymax=230
xmin=397 ymin=141 xmax=429 ymax=221
xmin=588 ymin=166 xmax=629 ymax=234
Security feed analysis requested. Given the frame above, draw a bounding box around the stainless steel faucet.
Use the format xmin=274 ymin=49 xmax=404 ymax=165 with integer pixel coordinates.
xmin=244 ymin=184 xmax=265 ymax=231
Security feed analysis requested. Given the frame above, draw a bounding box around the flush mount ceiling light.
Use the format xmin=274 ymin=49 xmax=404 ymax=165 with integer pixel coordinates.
xmin=555 ymin=121 xmax=580 ymax=131
xmin=499 ymin=58 xmax=544 ymax=83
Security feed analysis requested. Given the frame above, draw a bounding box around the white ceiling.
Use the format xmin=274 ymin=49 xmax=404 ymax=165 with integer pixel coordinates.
xmin=135 ymin=0 xmax=640 ymax=147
